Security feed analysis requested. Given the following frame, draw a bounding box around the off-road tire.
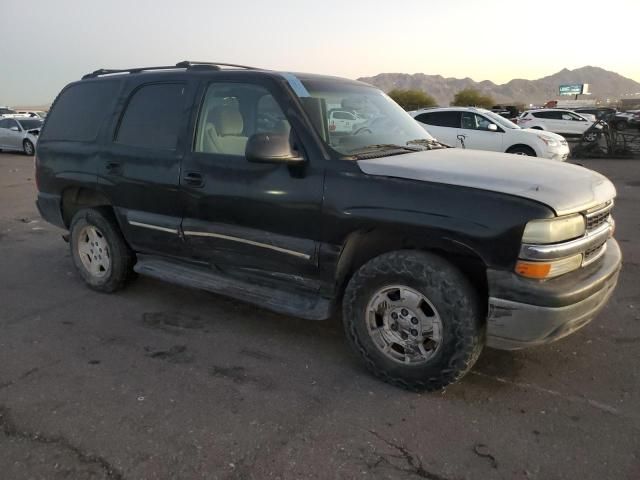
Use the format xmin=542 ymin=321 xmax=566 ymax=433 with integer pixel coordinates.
xmin=343 ymin=250 xmax=484 ymax=391
xmin=69 ymin=208 xmax=135 ymax=293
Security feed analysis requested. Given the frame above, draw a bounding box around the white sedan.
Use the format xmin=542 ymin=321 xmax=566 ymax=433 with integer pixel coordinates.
xmin=516 ymin=109 xmax=595 ymax=137
xmin=0 ymin=117 xmax=43 ymax=155
xmin=410 ymin=107 xmax=570 ymax=161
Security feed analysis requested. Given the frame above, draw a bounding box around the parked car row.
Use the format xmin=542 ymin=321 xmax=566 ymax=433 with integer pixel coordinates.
xmin=570 ymin=107 xmax=639 ymax=131
xmin=0 ymin=106 xmax=48 ymax=119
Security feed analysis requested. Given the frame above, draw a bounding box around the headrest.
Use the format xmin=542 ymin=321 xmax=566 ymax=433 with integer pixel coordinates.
xmin=209 ymin=106 xmax=244 ymax=136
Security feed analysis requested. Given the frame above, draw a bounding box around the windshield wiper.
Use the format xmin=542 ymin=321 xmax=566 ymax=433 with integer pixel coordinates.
xmin=406 ymin=138 xmax=450 ymax=149
xmin=349 ymin=144 xmax=424 ymax=156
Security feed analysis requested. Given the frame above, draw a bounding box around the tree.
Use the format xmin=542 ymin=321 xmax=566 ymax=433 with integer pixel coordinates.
xmin=388 ymin=89 xmax=437 ymax=111
xmin=451 ymin=88 xmax=494 ymax=109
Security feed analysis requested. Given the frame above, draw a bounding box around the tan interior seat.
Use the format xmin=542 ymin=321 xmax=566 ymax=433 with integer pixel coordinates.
xmin=202 ymin=105 xmax=248 ymax=155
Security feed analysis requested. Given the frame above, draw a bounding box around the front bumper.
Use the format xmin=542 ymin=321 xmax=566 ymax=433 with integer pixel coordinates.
xmin=486 ymin=238 xmax=621 ymax=350
xmin=547 ymin=144 xmax=570 ymax=161
xmin=36 ymin=192 xmax=66 ymax=229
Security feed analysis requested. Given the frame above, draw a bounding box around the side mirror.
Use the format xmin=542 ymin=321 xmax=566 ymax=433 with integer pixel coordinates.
xmin=245 ymin=133 xmax=305 ymax=165
xmin=487 ymin=123 xmax=498 ymax=132
xmin=10 ymin=126 xmax=20 ymax=132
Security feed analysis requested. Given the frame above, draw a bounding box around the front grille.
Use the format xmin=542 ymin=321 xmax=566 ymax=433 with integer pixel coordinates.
xmin=585 ymin=202 xmax=613 ymax=231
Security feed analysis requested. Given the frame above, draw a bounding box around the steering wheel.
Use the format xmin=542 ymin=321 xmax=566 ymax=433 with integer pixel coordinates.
xmin=354 ymin=127 xmax=373 ymax=135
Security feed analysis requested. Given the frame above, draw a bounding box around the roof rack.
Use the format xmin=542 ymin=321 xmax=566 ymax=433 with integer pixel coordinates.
xmin=175 ymin=60 xmax=257 ymax=70
xmin=82 ymin=61 xmax=258 ymax=79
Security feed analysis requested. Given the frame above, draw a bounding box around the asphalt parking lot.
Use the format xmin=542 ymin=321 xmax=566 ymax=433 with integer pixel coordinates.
xmin=1 ymin=152 xmax=639 ymax=480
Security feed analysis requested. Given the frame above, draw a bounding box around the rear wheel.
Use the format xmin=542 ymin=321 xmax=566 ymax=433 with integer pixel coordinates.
xmin=507 ymin=145 xmax=536 ymax=156
xmin=23 ymin=139 xmax=34 ymax=156
xmin=69 ymin=208 xmax=135 ymax=292
xmin=342 ymin=250 xmax=484 ymax=391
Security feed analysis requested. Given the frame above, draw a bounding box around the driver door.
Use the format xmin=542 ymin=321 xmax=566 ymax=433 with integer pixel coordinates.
xmin=458 ymin=112 xmax=503 ymax=151
xmin=3 ymin=119 xmax=22 ymax=149
xmin=0 ymin=119 xmax=9 ymax=148
xmin=180 ymin=79 xmax=324 ymax=278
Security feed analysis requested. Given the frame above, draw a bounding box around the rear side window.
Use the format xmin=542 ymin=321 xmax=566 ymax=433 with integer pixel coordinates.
xmin=116 ymin=83 xmax=185 ymax=150
xmin=41 ymin=81 xmax=119 ymax=141
xmin=533 ymin=111 xmax=562 ymax=119
xmin=415 ymin=111 xmax=461 ymax=128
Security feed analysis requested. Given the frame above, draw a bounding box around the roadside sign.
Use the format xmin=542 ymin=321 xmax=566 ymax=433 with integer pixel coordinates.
xmin=559 ymin=84 xmax=589 ymax=96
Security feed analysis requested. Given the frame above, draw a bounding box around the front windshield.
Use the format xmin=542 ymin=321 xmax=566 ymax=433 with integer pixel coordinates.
xmin=297 ymin=77 xmax=438 ymax=156
xmin=17 ymin=119 xmax=43 ymax=130
xmin=482 ymin=110 xmax=520 ymax=130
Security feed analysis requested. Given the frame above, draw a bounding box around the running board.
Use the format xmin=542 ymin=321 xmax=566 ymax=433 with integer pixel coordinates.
xmin=134 ymin=255 xmax=333 ymax=321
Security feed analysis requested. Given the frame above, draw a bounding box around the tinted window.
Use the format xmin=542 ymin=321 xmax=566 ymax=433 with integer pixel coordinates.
xmin=332 ymin=111 xmax=353 ymax=120
xmin=0 ymin=119 xmax=9 ymax=129
xmin=194 ymin=83 xmax=290 ymax=156
xmin=17 ymin=119 xmax=43 ymax=130
xmin=415 ymin=111 xmax=461 ymax=128
xmin=532 ymin=111 xmax=562 ymax=119
xmin=41 ymin=81 xmax=119 ymax=141
xmin=116 ymin=83 xmax=185 ymax=150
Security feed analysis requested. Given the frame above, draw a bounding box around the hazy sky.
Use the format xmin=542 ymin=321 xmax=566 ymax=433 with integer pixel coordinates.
xmin=1 ymin=0 xmax=638 ymax=105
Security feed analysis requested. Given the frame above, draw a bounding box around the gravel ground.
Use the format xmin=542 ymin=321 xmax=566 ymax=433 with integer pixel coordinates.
xmin=1 ymin=152 xmax=639 ymax=479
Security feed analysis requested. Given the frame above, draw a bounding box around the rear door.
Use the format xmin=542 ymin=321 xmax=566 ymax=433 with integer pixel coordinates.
xmin=563 ymin=111 xmax=590 ymax=134
xmin=533 ymin=111 xmax=563 ymax=133
xmin=458 ymin=112 xmax=504 ymax=151
xmin=98 ymin=79 xmax=196 ymax=257
xmin=180 ymin=78 xmax=324 ymax=278
xmin=413 ymin=111 xmax=461 ymax=146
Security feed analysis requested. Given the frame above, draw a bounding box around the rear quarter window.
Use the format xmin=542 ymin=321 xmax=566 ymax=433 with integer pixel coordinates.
xmin=415 ymin=111 xmax=461 ymax=128
xmin=115 ymin=83 xmax=185 ymax=150
xmin=40 ymin=81 xmax=119 ymax=142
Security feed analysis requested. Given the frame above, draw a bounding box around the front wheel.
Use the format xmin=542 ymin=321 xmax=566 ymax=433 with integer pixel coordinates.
xmin=342 ymin=250 xmax=484 ymax=391
xmin=23 ymin=139 xmax=35 ymax=156
xmin=507 ymin=145 xmax=536 ymax=156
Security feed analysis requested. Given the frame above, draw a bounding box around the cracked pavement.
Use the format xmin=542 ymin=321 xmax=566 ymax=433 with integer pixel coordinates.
xmin=1 ymin=153 xmax=639 ymax=479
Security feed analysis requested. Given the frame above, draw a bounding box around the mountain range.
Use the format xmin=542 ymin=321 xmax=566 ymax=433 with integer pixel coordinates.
xmin=357 ymin=66 xmax=640 ymax=106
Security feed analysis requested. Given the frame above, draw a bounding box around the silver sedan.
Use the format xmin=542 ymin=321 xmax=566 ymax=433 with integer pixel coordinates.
xmin=0 ymin=117 xmax=43 ymax=155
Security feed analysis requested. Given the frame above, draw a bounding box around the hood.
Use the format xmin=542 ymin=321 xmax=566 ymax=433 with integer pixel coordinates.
xmin=357 ymin=148 xmax=616 ymax=216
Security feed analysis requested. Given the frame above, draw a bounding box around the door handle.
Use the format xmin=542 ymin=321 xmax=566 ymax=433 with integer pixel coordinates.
xmin=457 ymin=134 xmax=466 ymax=149
xmin=183 ymin=171 xmax=204 ymax=187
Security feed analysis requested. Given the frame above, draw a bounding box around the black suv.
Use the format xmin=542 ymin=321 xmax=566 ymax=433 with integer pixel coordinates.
xmin=36 ymin=62 xmax=621 ymax=390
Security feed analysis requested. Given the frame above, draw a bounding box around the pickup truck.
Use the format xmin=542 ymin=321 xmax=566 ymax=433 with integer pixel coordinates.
xmin=35 ymin=61 xmax=621 ymax=390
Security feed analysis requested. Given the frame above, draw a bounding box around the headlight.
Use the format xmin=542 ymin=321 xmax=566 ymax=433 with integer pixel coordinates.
xmin=522 ymin=214 xmax=586 ymax=244
xmin=537 ymin=135 xmax=559 ymax=148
